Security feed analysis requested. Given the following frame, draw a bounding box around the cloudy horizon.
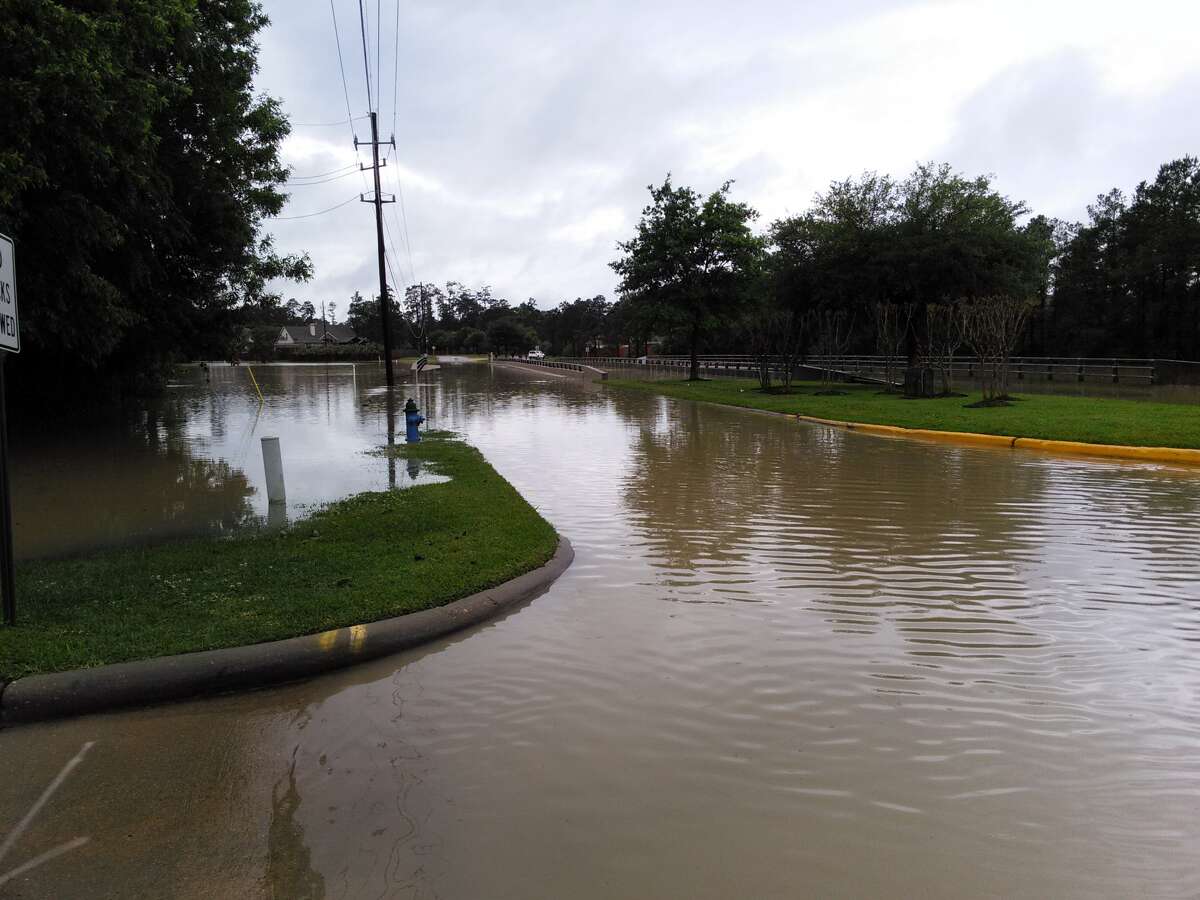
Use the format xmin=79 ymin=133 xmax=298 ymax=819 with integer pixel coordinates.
xmin=257 ymin=0 xmax=1200 ymax=310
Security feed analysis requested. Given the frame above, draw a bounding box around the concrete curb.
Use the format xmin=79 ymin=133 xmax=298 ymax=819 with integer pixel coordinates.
xmin=0 ymin=537 xmax=573 ymax=727
xmin=794 ymin=414 xmax=1200 ymax=466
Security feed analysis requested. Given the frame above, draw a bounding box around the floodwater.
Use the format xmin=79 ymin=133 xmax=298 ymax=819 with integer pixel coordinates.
xmin=7 ymin=363 xmax=448 ymax=560
xmin=2 ymin=360 xmax=1199 ymax=898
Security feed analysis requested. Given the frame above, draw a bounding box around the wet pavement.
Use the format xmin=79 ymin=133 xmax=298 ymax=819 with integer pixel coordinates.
xmin=1 ymin=360 xmax=1199 ymax=898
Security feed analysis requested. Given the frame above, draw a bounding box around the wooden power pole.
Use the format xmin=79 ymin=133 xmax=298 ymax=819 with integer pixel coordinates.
xmin=357 ymin=112 xmax=396 ymax=387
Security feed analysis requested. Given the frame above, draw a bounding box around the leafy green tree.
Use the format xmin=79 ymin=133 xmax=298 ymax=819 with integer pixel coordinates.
xmin=0 ymin=0 xmax=309 ymax=391
xmin=459 ymin=328 xmax=488 ymax=353
xmin=612 ymin=177 xmax=763 ymax=379
xmin=1047 ymin=159 xmax=1200 ymax=359
xmin=486 ymin=316 xmax=537 ymax=355
xmin=345 ymin=289 xmax=401 ymax=344
xmin=769 ymin=163 xmax=1050 ymax=389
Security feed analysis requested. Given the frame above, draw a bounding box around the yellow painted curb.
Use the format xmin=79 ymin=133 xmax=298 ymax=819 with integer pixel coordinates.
xmin=1012 ymin=438 xmax=1200 ymax=466
xmin=794 ymin=415 xmax=1200 ymax=467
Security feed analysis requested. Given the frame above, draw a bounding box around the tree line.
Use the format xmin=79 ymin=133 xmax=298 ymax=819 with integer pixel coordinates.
xmin=607 ymin=157 xmax=1200 ymax=390
xmin=243 ymin=283 xmax=640 ymax=360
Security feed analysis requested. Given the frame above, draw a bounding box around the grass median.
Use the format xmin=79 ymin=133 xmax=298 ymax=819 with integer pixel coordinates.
xmin=607 ymin=377 xmax=1200 ymax=449
xmin=0 ymin=433 xmax=558 ymax=682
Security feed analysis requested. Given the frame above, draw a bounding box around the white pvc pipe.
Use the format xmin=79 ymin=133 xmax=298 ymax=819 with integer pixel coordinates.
xmin=261 ymin=436 xmax=286 ymax=502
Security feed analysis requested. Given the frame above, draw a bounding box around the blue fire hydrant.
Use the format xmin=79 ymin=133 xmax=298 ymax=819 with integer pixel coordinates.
xmin=404 ymin=397 xmax=424 ymax=443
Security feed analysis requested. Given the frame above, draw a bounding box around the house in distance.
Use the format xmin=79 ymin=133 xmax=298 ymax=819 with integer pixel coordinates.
xmin=273 ymin=323 xmax=366 ymax=350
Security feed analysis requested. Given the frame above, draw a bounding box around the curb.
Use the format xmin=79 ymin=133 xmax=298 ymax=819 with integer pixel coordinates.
xmin=794 ymin=415 xmax=1200 ymax=466
xmin=0 ymin=537 xmax=574 ymax=727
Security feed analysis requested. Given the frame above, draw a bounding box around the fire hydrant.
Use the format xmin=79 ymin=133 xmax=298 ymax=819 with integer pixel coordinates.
xmin=404 ymin=397 xmax=424 ymax=443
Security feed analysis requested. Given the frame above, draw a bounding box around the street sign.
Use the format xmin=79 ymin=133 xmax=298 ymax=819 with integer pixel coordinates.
xmin=412 ymin=354 xmax=428 ymax=372
xmin=0 ymin=233 xmax=18 ymax=353
xmin=0 ymin=233 xmax=16 ymax=625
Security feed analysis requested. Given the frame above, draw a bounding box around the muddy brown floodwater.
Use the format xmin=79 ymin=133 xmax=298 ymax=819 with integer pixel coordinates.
xmin=1 ymin=360 xmax=1199 ymax=898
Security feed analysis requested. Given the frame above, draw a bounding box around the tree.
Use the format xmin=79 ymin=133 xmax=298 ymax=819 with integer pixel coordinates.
xmin=0 ymin=0 xmax=310 ymax=391
xmin=1049 ymin=158 xmax=1200 ymax=360
xmin=612 ymin=177 xmax=763 ymax=380
xmin=811 ymin=309 xmax=855 ymax=385
xmin=554 ymin=296 xmax=610 ymax=356
xmin=769 ymin=163 xmax=1050 ymax=394
xmin=345 ymin=289 xmax=399 ymax=344
xmin=873 ymin=302 xmax=912 ymax=391
xmin=961 ymin=295 xmax=1034 ymax=403
xmin=743 ymin=292 xmax=804 ymax=392
xmin=459 ymin=328 xmax=488 ymax=353
xmin=922 ymin=303 xmax=965 ymax=395
xmin=404 ymin=283 xmax=437 ymax=351
xmin=486 ymin=316 xmax=536 ymax=355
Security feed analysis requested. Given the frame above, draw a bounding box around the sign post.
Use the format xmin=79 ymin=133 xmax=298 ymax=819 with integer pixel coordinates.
xmin=0 ymin=233 xmax=19 ymax=626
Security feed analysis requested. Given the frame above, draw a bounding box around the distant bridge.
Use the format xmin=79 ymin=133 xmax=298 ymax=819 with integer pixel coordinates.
xmin=555 ymin=355 xmax=893 ymax=386
xmin=556 ymin=355 xmax=1200 ymax=387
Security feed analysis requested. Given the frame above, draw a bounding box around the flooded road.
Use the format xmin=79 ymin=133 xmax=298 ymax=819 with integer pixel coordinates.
xmin=2 ymin=361 xmax=1199 ymax=898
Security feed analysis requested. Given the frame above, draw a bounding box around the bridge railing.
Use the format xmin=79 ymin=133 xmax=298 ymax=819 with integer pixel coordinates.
xmin=553 ymin=355 xmax=883 ymax=383
xmin=554 ymin=355 xmax=1194 ymax=385
xmin=497 ymin=356 xmax=609 ymax=379
xmin=805 ymin=356 xmax=1159 ymax=385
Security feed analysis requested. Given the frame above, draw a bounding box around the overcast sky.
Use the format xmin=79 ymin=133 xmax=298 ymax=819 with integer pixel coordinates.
xmin=256 ymin=0 xmax=1200 ymax=312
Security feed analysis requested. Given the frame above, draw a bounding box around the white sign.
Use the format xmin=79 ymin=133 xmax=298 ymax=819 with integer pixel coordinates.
xmin=0 ymin=234 xmax=17 ymax=353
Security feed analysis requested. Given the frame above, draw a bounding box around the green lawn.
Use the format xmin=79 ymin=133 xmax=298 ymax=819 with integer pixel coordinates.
xmin=0 ymin=434 xmax=558 ymax=681
xmin=607 ymin=378 xmax=1200 ymax=449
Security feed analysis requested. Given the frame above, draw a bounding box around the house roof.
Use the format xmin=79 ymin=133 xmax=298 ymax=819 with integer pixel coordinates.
xmin=277 ymin=323 xmax=361 ymax=345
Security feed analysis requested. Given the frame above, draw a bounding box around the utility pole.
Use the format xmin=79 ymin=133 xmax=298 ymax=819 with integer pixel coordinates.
xmin=356 ymin=112 xmax=396 ymax=387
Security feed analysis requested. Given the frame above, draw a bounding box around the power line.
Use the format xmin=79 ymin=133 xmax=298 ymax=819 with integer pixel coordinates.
xmin=375 ymin=0 xmax=382 ymax=118
xmin=381 ymin=212 xmax=406 ymax=284
xmin=328 ymin=0 xmax=359 ymax=140
xmin=382 ymin=229 xmax=406 ymax=291
xmin=386 ymin=163 xmax=418 ymax=283
xmin=357 ymin=0 xmax=374 ymax=113
xmin=391 ymin=0 xmax=400 ymax=141
xmin=290 ymin=116 xmax=368 ymax=128
xmin=271 ymin=195 xmax=360 ymax=220
xmin=287 ymin=162 xmax=359 ymax=181
xmin=285 ymin=170 xmax=363 ymax=187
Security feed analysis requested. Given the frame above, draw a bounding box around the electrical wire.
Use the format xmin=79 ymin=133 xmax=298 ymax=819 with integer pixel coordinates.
xmin=382 ymin=213 xmax=405 ymax=282
xmin=357 ymin=0 xmax=374 ymax=113
xmin=385 ymin=163 xmax=417 ymax=283
xmin=391 ymin=0 xmax=400 ymax=141
xmin=287 ymin=162 xmax=359 ymax=181
xmin=376 ymin=0 xmax=382 ymax=118
xmin=271 ymin=195 xmax=360 ymax=220
xmin=290 ymin=116 xmax=368 ymax=128
xmin=284 ymin=168 xmax=363 ymax=187
xmin=328 ymin=0 xmax=359 ymax=141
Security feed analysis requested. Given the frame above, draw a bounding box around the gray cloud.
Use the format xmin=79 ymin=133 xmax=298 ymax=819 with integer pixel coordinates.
xmin=940 ymin=51 xmax=1200 ymax=221
xmin=257 ymin=0 xmax=1200 ymax=309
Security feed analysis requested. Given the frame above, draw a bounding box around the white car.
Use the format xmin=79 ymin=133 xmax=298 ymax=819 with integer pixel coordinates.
xmin=527 ymin=349 xmax=545 ymax=360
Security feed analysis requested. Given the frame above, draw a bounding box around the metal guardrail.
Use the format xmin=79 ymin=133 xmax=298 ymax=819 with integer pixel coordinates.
xmin=556 ymin=354 xmax=1200 ymax=385
xmin=498 ymin=357 xmax=609 ymax=379
xmin=554 ymin=355 xmax=879 ymax=383
xmin=805 ymin=356 xmax=1157 ymax=385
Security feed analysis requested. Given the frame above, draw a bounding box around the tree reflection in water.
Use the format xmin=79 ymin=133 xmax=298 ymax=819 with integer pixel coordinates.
xmin=10 ymin=393 xmax=255 ymax=560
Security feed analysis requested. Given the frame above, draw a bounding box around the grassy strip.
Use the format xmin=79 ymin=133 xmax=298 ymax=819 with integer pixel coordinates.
xmin=0 ymin=434 xmax=557 ymax=681
xmin=607 ymin=378 xmax=1200 ymax=449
